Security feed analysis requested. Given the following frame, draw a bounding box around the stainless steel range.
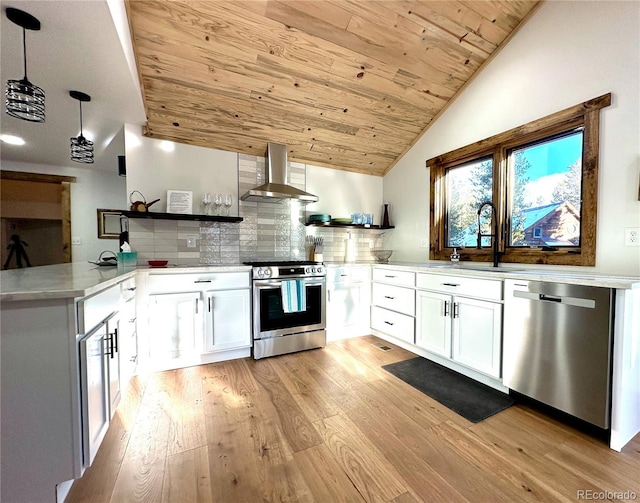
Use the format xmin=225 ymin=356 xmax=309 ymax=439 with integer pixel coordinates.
xmin=245 ymin=261 xmax=326 ymax=359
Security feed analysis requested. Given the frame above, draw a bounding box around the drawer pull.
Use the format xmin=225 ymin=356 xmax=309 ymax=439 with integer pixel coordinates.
xmin=340 ymin=274 xmax=348 ymax=277
xmin=384 ymin=295 xmax=395 ymax=300
xmin=384 ymin=275 xmax=397 ymax=278
xmin=194 ymin=279 xmax=212 ymax=283
xmin=384 ymin=320 xmax=394 ymax=326
xmin=127 ymin=287 xmax=137 ymax=291
xmin=441 ymin=282 xmax=460 ymax=287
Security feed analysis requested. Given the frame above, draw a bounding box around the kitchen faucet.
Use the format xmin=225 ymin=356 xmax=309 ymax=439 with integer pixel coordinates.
xmin=476 ymin=201 xmax=501 ymax=267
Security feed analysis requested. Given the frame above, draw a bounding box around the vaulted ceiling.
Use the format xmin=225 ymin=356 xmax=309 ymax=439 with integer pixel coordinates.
xmin=126 ymin=0 xmax=540 ymax=176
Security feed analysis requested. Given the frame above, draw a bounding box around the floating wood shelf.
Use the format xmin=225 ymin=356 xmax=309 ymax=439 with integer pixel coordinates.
xmin=122 ymin=211 xmax=243 ymax=223
xmin=305 ymin=222 xmax=394 ymax=230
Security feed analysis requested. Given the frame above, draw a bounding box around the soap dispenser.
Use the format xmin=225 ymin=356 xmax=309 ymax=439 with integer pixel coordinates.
xmin=451 ymin=247 xmax=460 ymax=263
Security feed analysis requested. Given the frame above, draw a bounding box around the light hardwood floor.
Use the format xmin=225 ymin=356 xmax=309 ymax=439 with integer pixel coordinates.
xmin=66 ymin=335 xmax=640 ymax=502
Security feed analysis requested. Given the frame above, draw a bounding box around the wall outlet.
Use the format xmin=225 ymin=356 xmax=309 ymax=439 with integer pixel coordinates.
xmin=624 ymin=227 xmax=640 ymax=246
xmin=420 ymin=239 xmax=429 ymax=248
xmin=186 ymin=235 xmax=197 ymax=248
xmin=71 ymin=236 xmax=82 ymax=245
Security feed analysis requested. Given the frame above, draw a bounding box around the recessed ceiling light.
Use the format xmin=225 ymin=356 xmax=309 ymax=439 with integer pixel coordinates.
xmin=0 ymin=134 xmax=26 ymax=145
xmin=159 ymin=140 xmax=174 ymax=152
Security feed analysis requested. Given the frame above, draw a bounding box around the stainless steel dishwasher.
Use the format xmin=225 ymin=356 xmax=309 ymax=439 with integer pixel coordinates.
xmin=503 ymin=279 xmax=614 ymax=428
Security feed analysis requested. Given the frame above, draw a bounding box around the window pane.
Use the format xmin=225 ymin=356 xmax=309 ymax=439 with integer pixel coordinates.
xmin=508 ymin=130 xmax=583 ymax=247
xmin=446 ymin=157 xmax=493 ymax=247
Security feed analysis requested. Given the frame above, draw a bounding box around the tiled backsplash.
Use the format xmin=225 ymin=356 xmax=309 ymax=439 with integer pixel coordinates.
xmin=128 ymin=154 xmax=384 ymax=264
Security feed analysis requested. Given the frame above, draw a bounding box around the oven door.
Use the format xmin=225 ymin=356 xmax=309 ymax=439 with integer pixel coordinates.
xmin=253 ymin=277 xmax=326 ymax=339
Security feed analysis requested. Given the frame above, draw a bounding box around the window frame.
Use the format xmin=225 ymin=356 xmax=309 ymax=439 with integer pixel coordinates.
xmin=427 ymin=93 xmax=611 ymax=267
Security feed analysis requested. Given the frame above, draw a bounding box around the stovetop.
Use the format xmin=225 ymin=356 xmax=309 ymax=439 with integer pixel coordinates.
xmin=243 ymin=260 xmax=321 ymax=267
xmin=244 ymin=260 xmax=325 ymax=279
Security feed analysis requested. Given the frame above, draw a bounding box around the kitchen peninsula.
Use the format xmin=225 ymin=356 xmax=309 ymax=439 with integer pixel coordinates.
xmin=0 ymin=262 xmax=250 ymax=503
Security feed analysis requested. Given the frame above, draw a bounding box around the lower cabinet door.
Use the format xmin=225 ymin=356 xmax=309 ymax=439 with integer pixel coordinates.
xmin=204 ymin=289 xmax=251 ymax=352
xmin=452 ymin=297 xmax=502 ymax=378
xmin=415 ymin=290 xmax=452 ymax=358
xmin=79 ymin=322 xmax=110 ymax=468
xmin=148 ymin=292 xmax=202 ymax=370
xmin=106 ymin=313 xmax=121 ymax=418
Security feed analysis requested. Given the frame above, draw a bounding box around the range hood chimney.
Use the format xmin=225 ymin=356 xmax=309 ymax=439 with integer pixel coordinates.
xmin=240 ymin=142 xmax=318 ymax=203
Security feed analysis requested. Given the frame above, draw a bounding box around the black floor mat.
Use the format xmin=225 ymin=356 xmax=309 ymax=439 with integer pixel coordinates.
xmin=382 ymin=357 xmax=516 ymax=423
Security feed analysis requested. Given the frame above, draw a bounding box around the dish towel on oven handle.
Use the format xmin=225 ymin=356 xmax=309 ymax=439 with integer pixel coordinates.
xmin=281 ymin=279 xmax=307 ymax=313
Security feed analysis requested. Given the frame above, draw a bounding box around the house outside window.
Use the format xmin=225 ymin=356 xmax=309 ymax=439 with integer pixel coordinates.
xmin=427 ymin=94 xmax=610 ymax=267
xmin=508 ymin=129 xmax=583 ymax=248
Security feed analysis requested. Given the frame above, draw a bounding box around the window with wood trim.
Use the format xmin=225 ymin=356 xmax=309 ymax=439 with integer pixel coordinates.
xmin=427 ymin=93 xmax=611 ymax=267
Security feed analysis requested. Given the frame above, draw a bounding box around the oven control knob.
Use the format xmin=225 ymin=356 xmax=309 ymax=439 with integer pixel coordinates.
xmin=316 ymin=266 xmax=324 ymax=274
xmin=262 ymin=268 xmax=272 ymax=278
xmin=305 ymin=266 xmax=311 ymax=274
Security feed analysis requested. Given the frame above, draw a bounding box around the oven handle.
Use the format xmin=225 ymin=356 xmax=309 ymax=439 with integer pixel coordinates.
xmin=255 ymin=280 xmax=325 ymax=288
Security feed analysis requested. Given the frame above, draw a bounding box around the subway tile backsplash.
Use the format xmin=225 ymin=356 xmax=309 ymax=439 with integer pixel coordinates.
xmin=128 ymin=153 xmax=382 ymax=265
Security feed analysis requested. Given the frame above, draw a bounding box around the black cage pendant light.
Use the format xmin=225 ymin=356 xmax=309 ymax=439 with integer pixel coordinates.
xmin=5 ymin=8 xmax=45 ymax=123
xmin=69 ymin=91 xmax=94 ymax=164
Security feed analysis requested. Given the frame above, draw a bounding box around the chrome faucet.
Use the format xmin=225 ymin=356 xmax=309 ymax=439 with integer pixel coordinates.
xmin=476 ymin=201 xmax=500 ymax=267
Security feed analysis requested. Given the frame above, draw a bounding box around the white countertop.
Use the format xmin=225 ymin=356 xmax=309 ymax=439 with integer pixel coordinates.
xmin=2 ymin=260 xmax=637 ymax=302
xmin=374 ymin=262 xmax=640 ymax=289
xmin=0 ymin=262 xmax=251 ymax=302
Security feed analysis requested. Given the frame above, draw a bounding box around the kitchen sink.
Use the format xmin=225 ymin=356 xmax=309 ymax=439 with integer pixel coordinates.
xmin=420 ymin=264 xmax=524 ymax=274
xmin=460 ymin=267 xmax=525 ymax=273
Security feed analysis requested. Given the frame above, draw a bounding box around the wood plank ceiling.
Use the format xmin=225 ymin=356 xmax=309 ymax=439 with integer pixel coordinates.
xmin=126 ymin=0 xmax=540 ymax=176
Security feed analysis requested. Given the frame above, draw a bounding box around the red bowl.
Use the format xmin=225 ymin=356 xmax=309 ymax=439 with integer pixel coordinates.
xmin=147 ymin=260 xmax=168 ymax=267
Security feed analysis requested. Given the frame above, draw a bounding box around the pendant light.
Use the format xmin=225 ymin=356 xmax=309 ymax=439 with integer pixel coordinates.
xmin=5 ymin=8 xmax=45 ymax=123
xmin=69 ymin=91 xmax=94 ymax=164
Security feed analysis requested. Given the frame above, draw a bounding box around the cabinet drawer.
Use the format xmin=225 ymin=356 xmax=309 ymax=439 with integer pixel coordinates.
xmin=373 ymin=268 xmax=415 ymax=287
xmin=371 ymin=306 xmax=415 ymax=343
xmin=120 ymin=277 xmax=137 ymax=303
xmin=327 ymin=265 xmax=370 ymax=284
xmin=416 ymin=273 xmax=502 ymax=301
xmin=372 ymin=283 xmax=415 ymax=316
xmin=147 ymin=272 xmax=250 ymax=293
xmin=78 ymin=286 xmax=120 ymax=334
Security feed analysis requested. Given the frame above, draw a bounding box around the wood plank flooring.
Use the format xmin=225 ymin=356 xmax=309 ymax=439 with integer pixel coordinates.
xmin=66 ymin=335 xmax=640 ymax=503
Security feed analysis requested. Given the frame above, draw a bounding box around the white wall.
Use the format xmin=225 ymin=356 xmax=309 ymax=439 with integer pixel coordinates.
xmin=124 ymin=124 xmax=238 ymax=215
xmin=384 ymin=0 xmax=640 ymax=275
xmin=1 ymin=130 xmax=127 ymax=263
xmin=306 ymin=165 xmax=384 ymax=223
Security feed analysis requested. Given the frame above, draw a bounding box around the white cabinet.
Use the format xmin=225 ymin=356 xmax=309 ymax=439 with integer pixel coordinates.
xmin=144 ymin=269 xmax=252 ymax=371
xmin=147 ymin=292 xmax=203 ymax=371
xmin=204 ymin=288 xmax=251 ymax=351
xmin=415 ymin=273 xmax=503 ymax=379
xmin=106 ymin=313 xmax=121 ymax=418
xmin=415 ymin=290 xmax=451 ymax=357
xmin=77 ymin=285 xmax=125 ymax=468
xmin=119 ymin=277 xmax=138 ymax=388
xmin=326 ymin=265 xmax=371 ymax=341
xmin=371 ymin=267 xmax=416 ymax=344
xmin=78 ymin=320 xmax=110 ymax=468
xmin=452 ymin=297 xmax=502 ymax=377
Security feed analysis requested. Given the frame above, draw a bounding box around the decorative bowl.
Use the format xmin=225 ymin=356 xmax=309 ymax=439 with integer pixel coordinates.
xmin=373 ymin=249 xmax=393 ymax=263
xmin=148 ymin=260 xmax=169 ymax=267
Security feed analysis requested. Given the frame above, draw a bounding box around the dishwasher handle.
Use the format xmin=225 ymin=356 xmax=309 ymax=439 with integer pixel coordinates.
xmin=539 ymin=294 xmax=562 ymax=303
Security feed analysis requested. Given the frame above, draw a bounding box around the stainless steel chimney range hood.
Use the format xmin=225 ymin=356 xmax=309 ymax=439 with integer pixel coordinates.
xmin=240 ymin=142 xmax=318 ymax=203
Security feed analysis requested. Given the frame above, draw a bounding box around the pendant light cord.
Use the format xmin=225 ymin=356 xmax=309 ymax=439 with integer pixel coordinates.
xmin=78 ymin=100 xmax=84 ymax=137
xmin=22 ymin=27 xmax=28 ymax=80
